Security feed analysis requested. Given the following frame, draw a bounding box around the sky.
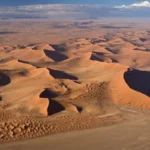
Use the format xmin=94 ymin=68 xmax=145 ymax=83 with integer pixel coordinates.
xmin=0 ymin=1 xmax=150 ymax=19
xmin=0 ymin=0 xmax=144 ymax=6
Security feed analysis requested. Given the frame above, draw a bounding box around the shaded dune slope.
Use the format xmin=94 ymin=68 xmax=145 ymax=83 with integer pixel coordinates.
xmin=110 ymin=69 xmax=150 ymax=109
xmin=124 ymin=69 xmax=150 ymax=96
xmin=0 ymin=72 xmax=11 ymax=86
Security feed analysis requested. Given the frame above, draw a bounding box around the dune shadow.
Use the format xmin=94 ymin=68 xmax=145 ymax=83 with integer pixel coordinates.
xmin=18 ymin=59 xmax=30 ymax=64
xmin=91 ymin=54 xmax=118 ymax=63
xmin=90 ymin=54 xmax=105 ymax=62
xmin=139 ymin=38 xmax=147 ymax=42
xmin=124 ymin=69 xmax=150 ymax=96
xmin=40 ymin=89 xmax=64 ymax=115
xmin=90 ymin=54 xmax=101 ymax=61
xmin=0 ymin=72 xmax=11 ymax=86
xmin=72 ymin=104 xmax=83 ymax=113
xmin=50 ymin=44 xmax=66 ymax=52
xmin=91 ymin=39 xmax=107 ymax=44
xmin=17 ymin=45 xmax=26 ymax=49
xmin=40 ymin=89 xmax=58 ymax=99
xmin=101 ymin=26 xmax=130 ymax=29
xmin=0 ymin=58 xmax=14 ymax=64
xmin=91 ymin=52 xmax=118 ymax=63
xmin=52 ymin=25 xmax=68 ymax=29
xmin=134 ymin=47 xmax=144 ymax=51
xmin=18 ymin=59 xmax=39 ymax=68
xmin=44 ymin=50 xmax=68 ymax=61
xmin=105 ymin=47 xmax=119 ymax=54
xmin=93 ymin=52 xmax=106 ymax=56
xmin=76 ymin=26 xmax=90 ymax=29
xmin=47 ymin=100 xmax=65 ymax=115
xmin=80 ymin=21 xmax=94 ymax=25
xmin=27 ymin=43 xmax=40 ymax=47
xmin=112 ymin=59 xmax=118 ymax=63
xmin=0 ymin=31 xmax=18 ymax=35
xmin=133 ymin=47 xmax=150 ymax=52
xmin=90 ymin=52 xmax=106 ymax=61
xmin=48 ymin=68 xmax=78 ymax=80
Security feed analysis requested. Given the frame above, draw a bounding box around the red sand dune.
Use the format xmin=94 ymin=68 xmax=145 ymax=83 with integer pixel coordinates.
xmin=0 ymin=21 xmax=150 ymax=143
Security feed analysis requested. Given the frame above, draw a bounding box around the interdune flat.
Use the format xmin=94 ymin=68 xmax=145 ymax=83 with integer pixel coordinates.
xmin=0 ymin=20 xmax=150 ymax=149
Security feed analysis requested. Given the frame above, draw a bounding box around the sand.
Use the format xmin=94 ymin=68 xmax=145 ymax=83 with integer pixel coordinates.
xmin=1 ymin=112 xmax=150 ymax=150
xmin=0 ymin=19 xmax=150 ymax=147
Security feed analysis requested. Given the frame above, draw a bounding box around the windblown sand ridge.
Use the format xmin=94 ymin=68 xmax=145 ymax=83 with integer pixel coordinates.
xmin=0 ymin=28 xmax=150 ymax=143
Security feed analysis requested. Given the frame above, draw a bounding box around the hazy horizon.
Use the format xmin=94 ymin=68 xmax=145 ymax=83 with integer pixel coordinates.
xmin=1 ymin=1 xmax=150 ymax=19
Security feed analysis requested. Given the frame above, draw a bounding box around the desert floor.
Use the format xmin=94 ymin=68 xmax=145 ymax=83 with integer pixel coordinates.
xmin=0 ymin=19 xmax=150 ymax=149
xmin=1 ymin=112 xmax=150 ymax=150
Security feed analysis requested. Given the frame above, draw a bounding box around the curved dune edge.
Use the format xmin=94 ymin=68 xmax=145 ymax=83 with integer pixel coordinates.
xmin=109 ymin=69 xmax=150 ymax=109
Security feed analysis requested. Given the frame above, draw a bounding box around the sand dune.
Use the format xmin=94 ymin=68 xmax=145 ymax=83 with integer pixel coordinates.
xmin=0 ymin=21 xmax=150 ymax=144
